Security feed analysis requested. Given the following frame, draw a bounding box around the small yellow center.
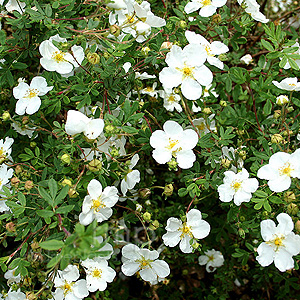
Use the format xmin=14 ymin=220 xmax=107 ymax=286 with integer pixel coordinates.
xmin=201 ymin=0 xmax=212 ymax=6
xmin=138 ymin=257 xmax=152 ymax=269
xmin=92 ymin=197 xmax=105 ymax=212
xmin=204 ymin=45 xmax=214 ymax=56
xmin=231 ymin=180 xmax=242 ymax=191
xmin=267 ymin=235 xmax=285 ymax=251
xmin=279 ymin=163 xmax=293 ymax=177
xmin=182 ymin=67 xmax=193 ymax=77
xmin=168 ymin=95 xmax=176 ymax=103
xmin=25 ymin=88 xmax=38 ymax=99
xmin=166 ymin=138 xmax=179 ymax=150
xmin=126 ymin=14 xmax=136 ymax=24
xmin=92 ymin=268 xmax=102 ymax=278
xmin=274 ymin=237 xmax=283 ymax=246
xmin=144 ymin=87 xmax=154 ymax=92
xmin=196 ymin=123 xmax=206 ymax=131
xmin=208 ymin=255 xmax=214 ymax=261
xmin=52 ymin=51 xmax=66 ymax=63
xmin=0 ymin=148 xmax=4 ymax=156
xmin=62 ymin=281 xmax=74 ymax=296
xmin=180 ymin=223 xmax=193 ymax=238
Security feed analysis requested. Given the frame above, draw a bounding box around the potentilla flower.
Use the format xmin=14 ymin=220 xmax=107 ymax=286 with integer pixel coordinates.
xmin=272 ymin=77 xmax=300 ymax=91
xmin=79 ymin=179 xmax=119 ymax=226
xmin=140 ymin=82 xmax=158 ymax=98
xmin=1 ymin=0 xmax=26 ymax=14
xmin=185 ymin=0 xmax=227 ymax=17
xmin=185 ymin=31 xmax=229 ymax=69
xmin=81 ymin=258 xmax=116 ymax=292
xmin=11 ymin=122 xmax=36 ymax=138
xmin=65 ymin=110 xmax=104 ymax=140
xmin=256 ymin=213 xmax=300 ymax=272
xmin=13 ymin=76 xmax=53 ymax=115
xmin=4 ymin=289 xmax=26 ymax=300
xmin=150 ymin=120 xmax=198 ymax=169
xmin=159 ymin=44 xmax=212 ymax=100
xmin=257 ymin=150 xmax=300 ymax=192
xmin=193 ymin=114 xmax=216 ymax=137
xmin=217 ymin=168 xmax=259 ymax=205
xmin=121 ymin=154 xmax=140 ymax=195
xmin=39 ymin=37 xmax=85 ymax=74
xmin=53 ymin=265 xmax=89 ymax=300
xmin=4 ymin=267 xmax=21 ymax=285
xmin=198 ymin=249 xmax=224 ymax=272
xmin=240 ymin=54 xmax=253 ymax=65
xmin=121 ymin=244 xmax=170 ymax=283
xmin=162 ymin=209 xmax=211 ymax=253
xmin=0 ymin=137 xmax=14 ymax=163
xmin=237 ymin=0 xmax=269 ymax=23
xmin=158 ymin=88 xmax=182 ymax=113
xmin=0 ymin=164 xmax=13 ymax=192
xmin=276 ymin=95 xmax=289 ymax=105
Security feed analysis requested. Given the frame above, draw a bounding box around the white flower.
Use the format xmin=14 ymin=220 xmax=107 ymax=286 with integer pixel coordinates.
xmin=121 ymin=154 xmax=140 ymax=195
xmin=121 ymin=244 xmax=170 ymax=283
xmin=13 ymin=76 xmax=53 ymax=115
xmin=240 ymin=54 xmax=253 ymax=65
xmin=92 ymin=236 xmax=114 ymax=260
xmin=150 ymin=120 xmax=198 ymax=169
xmin=79 ymin=179 xmax=119 ymax=226
xmin=140 ymin=82 xmax=158 ymax=98
xmin=0 ymin=137 xmax=14 ymax=163
xmin=53 ymin=265 xmax=89 ymax=300
xmin=4 ymin=289 xmax=26 ymax=300
xmin=159 ymin=44 xmax=212 ymax=100
xmin=257 ymin=150 xmax=300 ymax=192
xmin=81 ymin=258 xmax=116 ymax=292
xmin=256 ymin=213 xmax=300 ymax=272
xmin=198 ymin=249 xmax=224 ymax=272
xmin=202 ymin=83 xmax=219 ymax=98
xmin=162 ymin=209 xmax=210 ymax=253
xmin=2 ymin=0 xmax=26 ymax=14
xmin=4 ymin=267 xmax=21 ymax=285
xmin=185 ymin=0 xmax=227 ymax=17
xmin=39 ymin=37 xmax=85 ymax=74
xmin=65 ymin=110 xmax=104 ymax=140
xmin=106 ymin=0 xmax=127 ymax=9
xmin=276 ymin=95 xmax=289 ymax=105
xmin=11 ymin=122 xmax=36 ymax=138
xmin=217 ymin=168 xmax=259 ymax=206
xmin=272 ymin=77 xmax=300 ymax=91
xmin=280 ymin=42 xmax=300 ymax=69
xmin=237 ymin=0 xmax=269 ymax=23
xmin=0 ymin=164 xmax=13 ymax=192
xmin=193 ymin=114 xmax=216 ymax=137
xmin=158 ymin=88 xmax=182 ymax=113
xmin=135 ymin=71 xmax=156 ymax=80
xmin=216 ymin=146 xmax=244 ymax=172
xmin=185 ymin=31 xmax=229 ymax=69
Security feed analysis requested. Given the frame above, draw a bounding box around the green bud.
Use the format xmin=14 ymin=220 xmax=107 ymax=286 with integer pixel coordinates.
xmin=295 ymin=220 xmax=300 ymax=232
xmin=138 ymin=188 xmax=151 ymax=199
xmin=149 ymin=220 xmax=159 ymax=230
xmin=203 ymin=107 xmax=212 ymax=115
xmin=238 ymin=228 xmax=245 ymax=239
xmin=167 ymin=158 xmax=178 ymax=171
xmin=143 ymin=212 xmax=151 ymax=222
xmin=2 ymin=111 xmax=11 ymax=121
xmin=179 ymin=20 xmax=187 ymax=29
xmin=271 ymin=133 xmax=284 ymax=144
xmin=287 ymin=203 xmax=298 ymax=215
xmin=62 ymin=178 xmax=72 ymax=187
xmin=283 ymin=191 xmax=296 ymax=203
xmin=163 ymin=184 xmax=174 ymax=197
xmin=141 ymin=46 xmax=150 ymax=56
xmin=221 ymin=158 xmax=231 ymax=169
xmin=30 ymin=141 xmax=37 ymax=148
xmin=219 ymin=100 xmax=227 ymax=107
xmin=87 ymin=52 xmax=100 ymax=65
xmin=273 ymin=110 xmax=281 ymax=119
xmin=88 ymin=159 xmax=102 ymax=172
xmin=61 ymin=153 xmax=71 ymax=165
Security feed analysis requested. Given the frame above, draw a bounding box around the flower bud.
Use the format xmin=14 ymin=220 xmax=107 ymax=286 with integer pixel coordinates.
xmin=109 ymin=24 xmax=120 ymax=36
xmin=2 ymin=111 xmax=11 ymax=121
xmin=6 ymin=222 xmax=16 ymax=232
xmin=240 ymin=54 xmax=253 ymax=65
xmin=167 ymin=159 xmax=178 ymax=171
xmin=141 ymin=46 xmax=150 ymax=56
xmin=238 ymin=150 xmax=246 ymax=160
xmin=203 ymin=107 xmax=212 ymax=115
xmin=15 ymin=165 xmax=23 ymax=174
xmin=276 ymin=95 xmax=289 ymax=106
xmin=136 ymin=203 xmax=143 ymax=212
xmin=271 ymin=133 xmax=284 ymax=144
xmin=273 ymin=110 xmax=281 ymax=119
xmin=88 ymin=159 xmax=102 ymax=172
xmin=179 ymin=20 xmax=187 ymax=29
xmin=68 ymin=187 xmax=78 ymax=198
xmin=287 ymin=203 xmax=298 ymax=215
xmin=143 ymin=212 xmax=151 ymax=222
xmin=238 ymin=228 xmax=245 ymax=238
xmin=103 ymin=52 xmax=110 ymax=59
xmin=221 ymin=158 xmax=231 ymax=168
xmin=31 ymin=241 xmax=39 ymax=250
xmin=219 ymin=100 xmax=227 ymax=107
xmin=149 ymin=220 xmax=159 ymax=230
xmin=25 ymin=180 xmax=34 ymax=190
xmin=22 ymin=116 xmax=29 ymax=124
xmin=236 ymin=129 xmax=245 ymax=135
xmin=11 ymin=177 xmax=20 ymax=186
xmin=282 ymin=130 xmax=292 ymax=137
xmin=30 ymin=141 xmax=37 ymax=148
xmin=239 ymin=216 xmax=246 ymax=222
xmin=284 ymin=191 xmax=296 ymax=203
xmin=87 ymin=52 xmax=100 ymax=65
xmin=212 ymin=13 xmax=221 ymax=24
xmin=61 ymin=153 xmax=71 ymax=165
xmin=295 ymin=220 xmax=300 ymax=232
xmin=182 ymin=269 xmax=189 ymax=275
xmin=105 ymin=124 xmax=116 ymax=134
xmin=110 ymin=147 xmax=119 ymax=157
xmin=192 ymin=241 xmax=200 ymax=249
xmin=287 ymin=106 xmax=294 ymax=113
xmin=138 ymin=188 xmax=151 ymax=199
xmin=145 ymin=200 xmax=151 ymax=206
xmin=160 ymin=41 xmax=173 ymax=50
xmin=163 ymin=184 xmax=174 ymax=197
xmin=62 ymin=178 xmax=72 ymax=187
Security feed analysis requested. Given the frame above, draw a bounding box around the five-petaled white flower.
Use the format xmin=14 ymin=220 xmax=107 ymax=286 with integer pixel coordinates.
xmin=256 ymin=213 xmax=300 ymax=272
xmin=193 ymin=114 xmax=216 ymax=137
xmin=81 ymin=258 xmax=116 ymax=292
xmin=185 ymin=31 xmax=229 ymax=69
xmin=198 ymin=249 xmax=224 ymax=272
xmin=237 ymin=0 xmax=269 ymax=23
xmin=121 ymin=244 xmax=170 ymax=283
xmin=158 ymin=88 xmax=182 ymax=113
xmin=272 ymin=77 xmax=300 ymax=91
xmin=39 ymin=36 xmax=84 ymax=74
xmin=121 ymin=154 xmax=140 ymax=195
xmin=150 ymin=120 xmax=198 ymax=169
xmin=159 ymin=44 xmax=212 ymax=100
xmin=185 ymin=0 xmax=227 ymax=17
xmin=257 ymin=150 xmax=300 ymax=192
xmin=276 ymin=95 xmax=289 ymax=105
xmin=79 ymin=179 xmax=119 ymax=226
xmin=217 ymin=168 xmax=259 ymax=206
xmin=53 ymin=265 xmax=89 ymax=300
xmin=65 ymin=110 xmax=104 ymax=140
xmin=0 ymin=137 xmax=14 ymax=163
xmin=4 ymin=267 xmax=21 ymax=285
xmin=162 ymin=209 xmax=211 ymax=253
xmin=13 ymin=76 xmax=53 ymax=115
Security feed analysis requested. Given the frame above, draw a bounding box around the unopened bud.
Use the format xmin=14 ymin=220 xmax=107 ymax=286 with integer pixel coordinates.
xmin=287 ymin=106 xmax=294 ymax=113
xmin=11 ymin=177 xmax=20 ymax=186
xmin=141 ymin=46 xmax=150 ymax=56
xmin=271 ymin=133 xmax=284 ymax=144
xmin=62 ymin=178 xmax=72 ymax=187
xmin=138 ymin=188 xmax=151 ymax=199
xmin=6 ymin=222 xmax=16 ymax=232
xmin=61 ymin=153 xmax=71 ymax=165
xmin=239 ymin=150 xmax=247 ymax=160
xmin=220 ymin=100 xmax=227 ymax=107
xmin=163 ymin=184 xmax=173 ymax=197
xmin=287 ymin=203 xmax=298 ymax=215
xmin=145 ymin=200 xmax=151 ymax=205
xmin=30 ymin=141 xmax=37 ymax=148
xmin=238 ymin=228 xmax=245 ymax=239
xmin=15 ymin=165 xmax=22 ymax=174
xmin=221 ymin=158 xmax=231 ymax=168
xmin=109 ymin=24 xmax=120 ymax=36
xmin=236 ymin=129 xmax=245 ymax=135
xmin=276 ymin=95 xmax=289 ymax=106
xmin=2 ymin=111 xmax=11 ymax=121
xmin=143 ymin=212 xmax=151 ymax=222
xmin=212 ymin=13 xmax=221 ymax=24
xmin=167 ymin=158 xmax=178 ymax=171
xmin=295 ymin=220 xmax=300 ymax=232
xmin=68 ymin=187 xmax=78 ymax=198
xmin=105 ymin=124 xmax=115 ymax=134
xmin=160 ymin=41 xmax=173 ymax=50
xmin=182 ymin=269 xmax=189 ymax=275
xmin=149 ymin=220 xmax=159 ymax=230
xmin=179 ymin=20 xmax=187 ymax=29
xmin=87 ymin=52 xmax=100 ymax=65
xmin=273 ymin=110 xmax=281 ymax=119
xmin=25 ymin=180 xmax=34 ymax=190
xmin=31 ymin=241 xmax=39 ymax=250
xmin=192 ymin=241 xmax=200 ymax=249
xmin=136 ymin=203 xmax=143 ymax=212
xmin=88 ymin=159 xmax=102 ymax=172
xmin=202 ymin=107 xmax=212 ymax=115
xmin=22 ymin=116 xmax=29 ymax=124
xmin=284 ymin=191 xmax=296 ymax=203
xmin=282 ymin=130 xmax=293 ymax=137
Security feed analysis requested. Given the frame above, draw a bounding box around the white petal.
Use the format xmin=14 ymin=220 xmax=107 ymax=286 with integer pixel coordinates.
xmin=88 ymin=179 xmax=102 ymax=199
xmin=79 ymin=211 xmax=94 ymax=226
xmin=276 ymin=213 xmax=294 ymax=235
xmin=121 ymin=261 xmax=140 ymax=276
xmin=274 ymin=249 xmax=295 ymax=272
xmin=260 ymin=219 xmax=276 ymax=241
xmin=190 ymin=220 xmax=210 ymax=239
xmin=179 ymin=235 xmax=193 ymax=253
xmin=151 ymin=260 xmax=170 ymax=278
xmin=256 ymin=242 xmax=275 ymax=267
xmin=165 ymin=217 xmax=182 ymax=231
xmin=65 ymin=110 xmax=89 ymax=136
xmin=73 ymin=279 xmax=89 ymax=298
xmin=84 ymin=119 xmax=104 ymax=139
xmin=176 ymin=150 xmax=196 ymax=169
xmin=162 ymin=231 xmax=181 ymax=247
xmin=25 ymin=98 xmax=41 ymax=115
xmin=181 ymin=77 xmax=202 ymax=100
xmin=122 ymin=244 xmax=141 ymax=260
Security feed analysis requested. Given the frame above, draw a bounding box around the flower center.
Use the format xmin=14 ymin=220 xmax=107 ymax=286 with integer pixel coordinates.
xmin=52 ymin=51 xmax=66 ymax=63
xmin=24 ymin=88 xmax=39 ymax=99
xmin=126 ymin=14 xmax=137 ymax=24
xmin=204 ymin=45 xmax=214 ymax=56
xmin=92 ymin=268 xmax=102 ymax=278
xmin=208 ymin=255 xmax=214 ymax=261
xmin=279 ymin=163 xmax=293 ymax=177
xmin=267 ymin=235 xmax=285 ymax=251
xmin=201 ymin=0 xmax=211 ymax=6
xmin=231 ymin=180 xmax=242 ymax=191
xmin=144 ymin=87 xmax=154 ymax=92
xmin=62 ymin=281 xmax=74 ymax=296
xmin=168 ymin=95 xmax=176 ymax=103
xmin=180 ymin=223 xmax=193 ymax=238
xmin=196 ymin=122 xmax=206 ymax=131
xmin=177 ymin=64 xmax=195 ymax=79
xmin=138 ymin=257 xmax=152 ymax=269
xmin=92 ymin=196 xmax=105 ymax=212
xmin=166 ymin=138 xmax=179 ymax=150
xmin=0 ymin=148 xmax=4 ymax=156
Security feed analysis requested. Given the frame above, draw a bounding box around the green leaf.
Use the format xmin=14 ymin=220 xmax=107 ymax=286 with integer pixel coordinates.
xmin=48 ymin=179 xmax=58 ymax=199
xmin=36 ymin=210 xmax=54 ymax=218
xmin=47 ymin=254 xmax=62 ymax=268
xmin=263 ymin=99 xmax=272 ymax=116
xmin=38 ymin=186 xmax=53 ymax=207
xmin=18 ymin=192 xmax=26 ymax=206
xmin=56 ymin=205 xmax=74 ymax=214
xmin=40 ymin=240 xmax=64 ymax=250
xmin=261 ymin=39 xmax=274 ymax=51
xmin=54 ymin=185 xmax=69 ymax=206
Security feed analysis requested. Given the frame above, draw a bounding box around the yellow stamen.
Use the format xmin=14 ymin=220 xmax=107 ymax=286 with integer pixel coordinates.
xmin=166 ymin=138 xmax=179 ymax=150
xmin=202 ymin=0 xmax=212 ymax=6
xmin=196 ymin=123 xmax=206 ymax=131
xmin=176 ymin=64 xmax=195 ymax=79
xmin=52 ymin=51 xmax=66 ymax=63
xmin=24 ymin=88 xmax=38 ymax=99
xmin=180 ymin=223 xmax=193 ymax=238
xmin=208 ymin=255 xmax=214 ymax=261
xmin=138 ymin=257 xmax=152 ymax=269
xmin=267 ymin=235 xmax=285 ymax=251
xmin=92 ymin=268 xmax=102 ymax=278
xmin=279 ymin=163 xmax=293 ymax=177
xmin=231 ymin=180 xmax=242 ymax=191
xmin=92 ymin=196 xmax=105 ymax=212
xmin=168 ymin=95 xmax=176 ymax=103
